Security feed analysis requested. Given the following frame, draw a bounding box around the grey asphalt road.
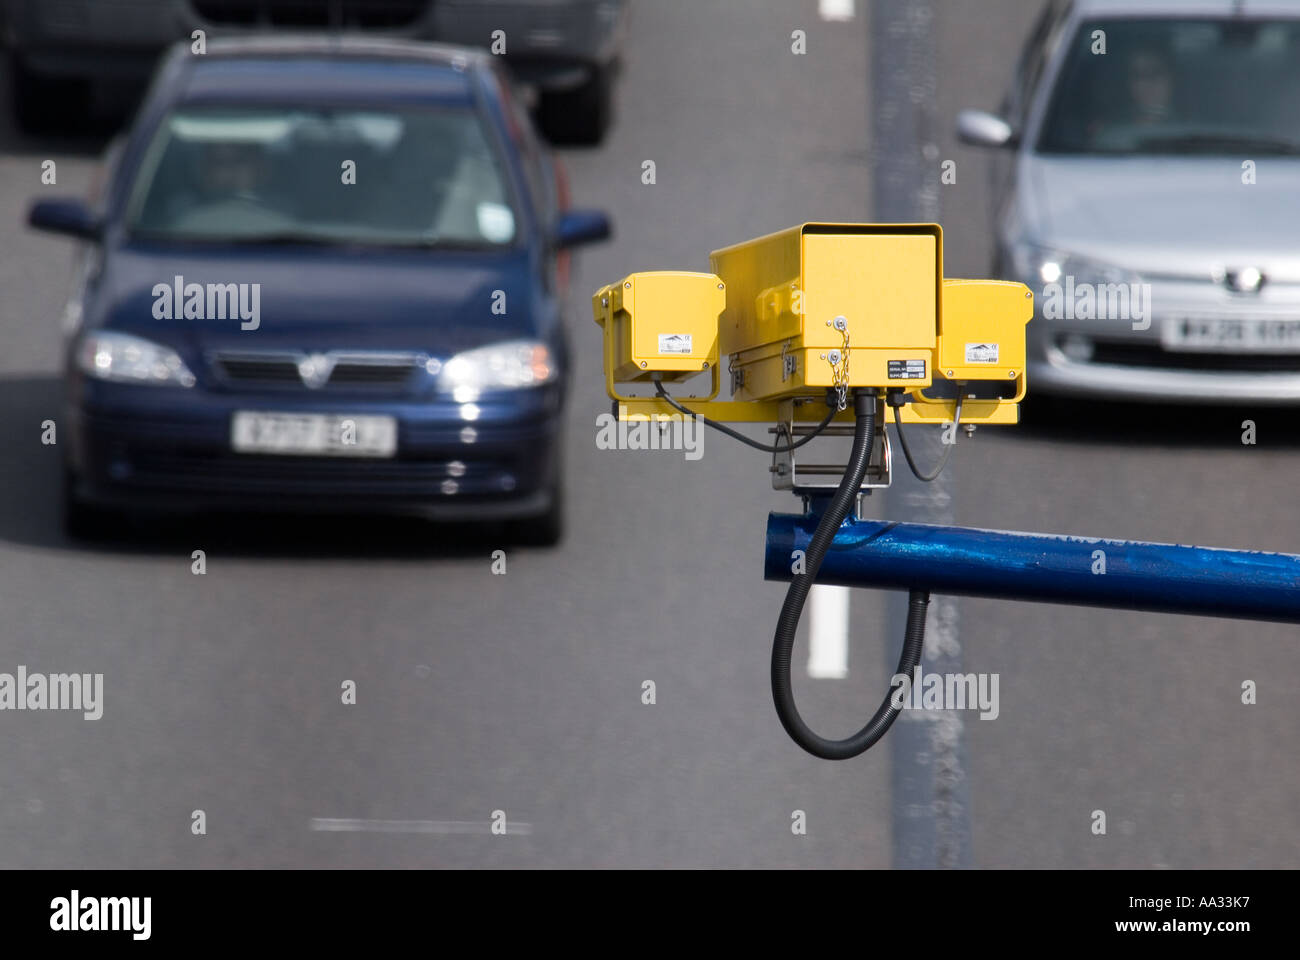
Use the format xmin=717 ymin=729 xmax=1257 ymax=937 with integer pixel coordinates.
xmin=0 ymin=0 xmax=1295 ymax=868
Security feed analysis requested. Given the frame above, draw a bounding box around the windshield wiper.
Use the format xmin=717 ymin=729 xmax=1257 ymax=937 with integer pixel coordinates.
xmin=222 ymin=230 xmax=350 ymax=246
xmin=129 ymin=229 xmax=503 ymax=250
xmin=129 ymin=228 xmax=344 ymax=246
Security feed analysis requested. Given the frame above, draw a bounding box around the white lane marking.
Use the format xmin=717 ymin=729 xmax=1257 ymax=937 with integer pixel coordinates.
xmin=310 ymin=818 xmax=532 ymax=836
xmin=807 ymin=584 xmax=850 ymax=678
xmin=819 ymin=0 xmax=856 ymax=22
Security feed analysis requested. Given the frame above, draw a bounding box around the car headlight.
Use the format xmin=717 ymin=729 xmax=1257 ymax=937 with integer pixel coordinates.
xmin=437 ymin=340 xmax=556 ymax=400
xmin=1010 ymin=243 xmax=1140 ymax=290
xmin=76 ymin=331 xmax=196 ymax=387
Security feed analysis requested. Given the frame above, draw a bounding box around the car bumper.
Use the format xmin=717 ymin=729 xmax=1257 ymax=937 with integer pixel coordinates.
xmin=4 ymin=0 xmax=625 ymax=88
xmin=65 ymin=382 xmax=563 ymax=520
xmin=1030 ymin=352 xmax=1300 ymax=405
xmin=3 ymin=0 xmax=187 ymax=75
xmin=1022 ymin=279 xmax=1300 ymax=405
xmin=432 ymin=0 xmax=625 ymax=89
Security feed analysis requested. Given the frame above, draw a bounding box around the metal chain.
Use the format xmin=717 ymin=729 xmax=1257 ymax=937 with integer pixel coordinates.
xmin=825 ymin=316 xmax=850 ymax=410
xmin=838 ymin=323 xmax=850 ymax=410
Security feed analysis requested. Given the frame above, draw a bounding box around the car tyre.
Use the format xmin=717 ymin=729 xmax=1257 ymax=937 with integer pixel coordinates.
xmin=10 ymin=57 xmax=89 ymax=136
xmin=509 ymin=458 xmax=564 ymax=547
xmin=1020 ymin=391 xmax=1078 ymax=429
xmin=62 ymin=468 xmax=119 ymax=541
xmin=536 ymin=64 xmax=613 ymax=146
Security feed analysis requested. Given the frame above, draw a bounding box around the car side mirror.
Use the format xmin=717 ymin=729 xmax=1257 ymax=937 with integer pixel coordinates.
xmin=955 ymin=109 xmax=1018 ymax=149
xmin=555 ymin=209 xmax=611 ymax=249
xmin=29 ymin=198 xmax=102 ymax=241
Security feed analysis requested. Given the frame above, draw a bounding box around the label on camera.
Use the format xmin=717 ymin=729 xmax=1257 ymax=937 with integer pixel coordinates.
xmin=658 ymin=333 xmax=693 ymax=354
xmin=888 ymin=359 xmax=927 ymax=380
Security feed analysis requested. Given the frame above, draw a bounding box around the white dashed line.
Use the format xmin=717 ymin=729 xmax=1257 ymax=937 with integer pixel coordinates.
xmin=807 ymin=583 xmax=850 ymax=678
xmin=310 ymin=818 xmax=532 ymax=836
xmin=819 ymin=0 xmax=856 ymax=22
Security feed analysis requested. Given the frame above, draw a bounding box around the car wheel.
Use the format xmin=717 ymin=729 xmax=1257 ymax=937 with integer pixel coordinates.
xmin=62 ymin=469 xmax=118 ymax=541
xmin=536 ymin=64 xmax=613 ymax=146
xmin=1020 ymin=391 xmax=1075 ymax=428
xmin=10 ymin=57 xmax=89 ymax=136
xmin=508 ymin=460 xmax=565 ymax=547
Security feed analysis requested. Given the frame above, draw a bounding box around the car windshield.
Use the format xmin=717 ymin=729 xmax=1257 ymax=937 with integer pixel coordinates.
xmin=1037 ymin=18 xmax=1300 ymax=155
xmin=127 ymin=104 xmax=519 ymax=247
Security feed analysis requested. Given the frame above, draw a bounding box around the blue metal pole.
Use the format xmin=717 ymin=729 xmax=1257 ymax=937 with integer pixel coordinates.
xmin=765 ymin=514 xmax=1300 ymax=624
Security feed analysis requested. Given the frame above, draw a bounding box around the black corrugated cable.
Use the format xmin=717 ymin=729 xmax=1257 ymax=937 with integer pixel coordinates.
xmin=652 ymin=380 xmax=838 ymax=454
xmin=770 ymin=390 xmax=930 ymax=759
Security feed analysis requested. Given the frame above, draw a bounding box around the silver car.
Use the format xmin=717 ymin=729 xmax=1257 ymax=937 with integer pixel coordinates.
xmin=958 ymin=0 xmax=1300 ymax=404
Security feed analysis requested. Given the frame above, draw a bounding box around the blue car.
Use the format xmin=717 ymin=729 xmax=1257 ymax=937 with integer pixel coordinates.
xmin=29 ymin=36 xmax=611 ymax=545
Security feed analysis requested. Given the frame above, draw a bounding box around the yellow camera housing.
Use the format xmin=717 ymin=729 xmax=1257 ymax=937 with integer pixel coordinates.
xmin=906 ymin=277 xmax=1032 ymax=424
xmin=591 ymin=223 xmax=1031 ymax=427
xmin=592 ymin=270 xmax=724 ymax=402
xmin=711 ymin=223 xmax=941 ymax=401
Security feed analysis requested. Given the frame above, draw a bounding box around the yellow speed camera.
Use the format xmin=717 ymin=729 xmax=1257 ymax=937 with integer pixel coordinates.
xmin=592 ymin=223 xmax=1031 ymax=427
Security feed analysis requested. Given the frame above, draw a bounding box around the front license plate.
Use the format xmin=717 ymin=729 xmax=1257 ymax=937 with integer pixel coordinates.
xmin=231 ymin=412 xmax=397 ymax=458
xmin=1162 ymin=316 xmax=1300 ymax=353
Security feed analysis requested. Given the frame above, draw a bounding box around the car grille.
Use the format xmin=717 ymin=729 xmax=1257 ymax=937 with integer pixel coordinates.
xmin=212 ymin=351 xmax=423 ymax=391
xmin=121 ymin=451 xmax=515 ymax=498
xmin=190 ymin=0 xmax=430 ymax=28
